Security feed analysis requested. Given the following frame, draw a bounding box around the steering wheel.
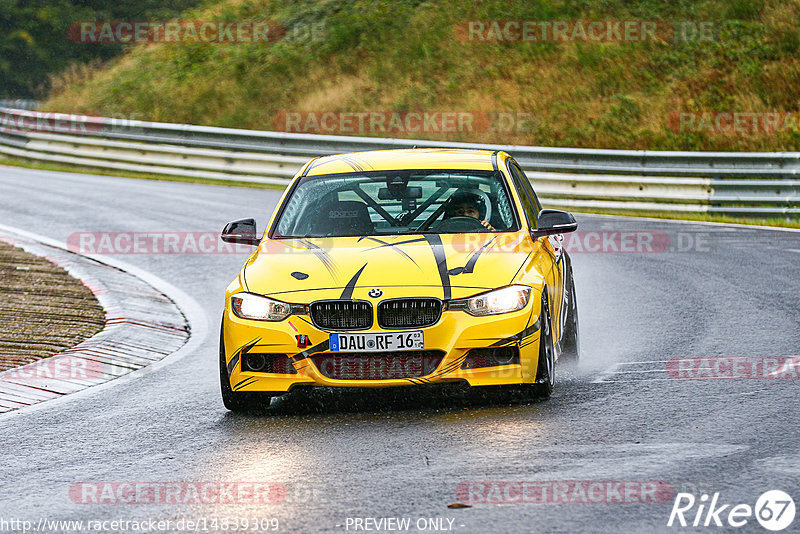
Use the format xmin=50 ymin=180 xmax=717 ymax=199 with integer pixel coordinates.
xmin=429 ymin=216 xmax=490 ymax=232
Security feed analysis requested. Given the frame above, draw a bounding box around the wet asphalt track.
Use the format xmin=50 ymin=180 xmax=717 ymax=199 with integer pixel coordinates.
xmin=1 ymin=166 xmax=799 ymax=534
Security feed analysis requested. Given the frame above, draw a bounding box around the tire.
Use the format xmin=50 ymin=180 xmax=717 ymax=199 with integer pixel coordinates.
xmin=559 ymin=262 xmax=581 ymax=365
xmin=526 ymin=291 xmax=555 ymax=399
xmin=219 ymin=320 xmax=274 ymax=412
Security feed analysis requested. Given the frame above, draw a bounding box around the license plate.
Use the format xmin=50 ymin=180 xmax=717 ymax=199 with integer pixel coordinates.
xmin=329 ymin=331 xmax=424 ymax=352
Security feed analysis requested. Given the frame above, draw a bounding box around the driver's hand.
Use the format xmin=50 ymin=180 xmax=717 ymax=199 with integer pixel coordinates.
xmin=481 ymin=220 xmax=496 ymax=231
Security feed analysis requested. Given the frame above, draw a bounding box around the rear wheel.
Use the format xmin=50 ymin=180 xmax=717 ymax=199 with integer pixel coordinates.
xmin=219 ymin=320 xmax=275 ymax=412
xmin=559 ymin=263 xmax=580 ymax=365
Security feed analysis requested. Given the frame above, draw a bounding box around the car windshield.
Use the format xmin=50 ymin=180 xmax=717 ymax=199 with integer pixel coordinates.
xmin=272 ymin=170 xmax=520 ymax=238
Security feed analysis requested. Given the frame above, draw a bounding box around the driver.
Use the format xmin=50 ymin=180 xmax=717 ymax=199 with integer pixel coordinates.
xmin=443 ymin=191 xmax=496 ymax=231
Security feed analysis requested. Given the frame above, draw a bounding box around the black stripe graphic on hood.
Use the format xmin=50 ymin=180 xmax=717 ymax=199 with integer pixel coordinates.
xmin=448 ymin=236 xmax=498 ymax=276
xmin=358 ymin=236 xmax=428 ymax=247
xmin=359 ymin=236 xmax=424 ymax=267
xmin=298 ymin=239 xmax=337 ymax=278
xmin=340 ymin=263 xmax=368 ymax=299
xmin=423 ymin=234 xmax=451 ymax=300
xmin=340 ymin=155 xmax=371 ymax=173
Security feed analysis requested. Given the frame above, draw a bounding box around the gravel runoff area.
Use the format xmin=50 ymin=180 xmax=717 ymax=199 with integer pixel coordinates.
xmin=0 ymin=239 xmax=105 ymax=372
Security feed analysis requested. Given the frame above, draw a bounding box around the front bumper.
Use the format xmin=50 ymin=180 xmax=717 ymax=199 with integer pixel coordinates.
xmin=222 ymin=303 xmax=542 ymax=393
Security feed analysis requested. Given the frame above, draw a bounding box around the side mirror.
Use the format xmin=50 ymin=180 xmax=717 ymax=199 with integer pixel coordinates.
xmin=221 ymin=218 xmax=260 ymax=246
xmin=531 ymin=209 xmax=578 ymax=237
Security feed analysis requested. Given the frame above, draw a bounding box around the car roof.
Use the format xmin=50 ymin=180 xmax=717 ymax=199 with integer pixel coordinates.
xmin=304 ymin=148 xmax=500 ymax=176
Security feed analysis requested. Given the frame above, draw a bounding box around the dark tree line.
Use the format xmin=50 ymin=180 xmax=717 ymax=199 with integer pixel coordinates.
xmin=0 ymin=0 xmax=203 ymax=98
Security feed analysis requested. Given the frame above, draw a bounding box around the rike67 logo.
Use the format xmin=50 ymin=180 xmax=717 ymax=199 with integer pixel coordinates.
xmin=668 ymin=490 xmax=795 ymax=531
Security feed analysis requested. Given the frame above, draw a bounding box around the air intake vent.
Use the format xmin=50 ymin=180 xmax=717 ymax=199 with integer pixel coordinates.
xmin=310 ymin=300 xmax=372 ymax=330
xmin=377 ymin=298 xmax=442 ymax=329
xmin=242 ymin=353 xmax=297 ymax=374
xmin=310 ymin=351 xmax=444 ymax=380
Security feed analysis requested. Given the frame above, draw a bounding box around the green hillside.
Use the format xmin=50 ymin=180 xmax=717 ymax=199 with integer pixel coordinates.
xmin=42 ymin=0 xmax=800 ymax=151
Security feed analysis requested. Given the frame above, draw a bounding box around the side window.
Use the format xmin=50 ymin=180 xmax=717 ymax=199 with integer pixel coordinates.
xmin=507 ymin=161 xmax=538 ymax=229
xmin=520 ymin=167 xmax=543 ymax=212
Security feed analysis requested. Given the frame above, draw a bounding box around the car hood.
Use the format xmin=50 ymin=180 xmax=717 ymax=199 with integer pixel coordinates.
xmin=243 ymin=232 xmax=536 ymax=302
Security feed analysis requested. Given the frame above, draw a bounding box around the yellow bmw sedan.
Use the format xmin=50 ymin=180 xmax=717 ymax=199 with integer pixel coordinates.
xmin=219 ymin=148 xmax=579 ymax=411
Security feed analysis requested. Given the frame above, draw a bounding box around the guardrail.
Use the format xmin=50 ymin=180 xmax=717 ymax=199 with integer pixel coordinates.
xmin=0 ymin=100 xmax=39 ymax=110
xmin=1 ymin=106 xmax=798 ymax=217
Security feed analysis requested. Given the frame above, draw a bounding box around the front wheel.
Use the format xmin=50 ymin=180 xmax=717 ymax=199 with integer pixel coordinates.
xmin=219 ymin=320 xmax=275 ymax=412
xmin=559 ymin=262 xmax=580 ymax=365
xmin=525 ymin=292 xmax=555 ymax=399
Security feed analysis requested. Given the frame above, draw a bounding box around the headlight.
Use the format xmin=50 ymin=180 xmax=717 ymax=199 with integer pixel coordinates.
xmin=231 ymin=293 xmax=292 ymax=321
xmin=448 ymin=285 xmax=531 ymax=316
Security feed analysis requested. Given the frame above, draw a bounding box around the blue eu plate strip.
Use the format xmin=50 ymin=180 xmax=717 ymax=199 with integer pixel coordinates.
xmin=329 ymin=333 xmax=340 ymax=352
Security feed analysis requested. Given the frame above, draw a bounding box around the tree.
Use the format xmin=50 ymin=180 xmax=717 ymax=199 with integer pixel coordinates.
xmin=0 ymin=0 xmax=203 ymax=98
